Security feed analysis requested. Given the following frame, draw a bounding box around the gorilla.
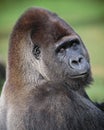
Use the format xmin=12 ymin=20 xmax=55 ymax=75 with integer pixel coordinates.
xmin=0 ymin=7 xmax=104 ymax=130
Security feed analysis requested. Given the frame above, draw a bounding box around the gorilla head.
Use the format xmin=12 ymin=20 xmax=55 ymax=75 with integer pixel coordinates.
xmin=9 ymin=7 xmax=92 ymax=90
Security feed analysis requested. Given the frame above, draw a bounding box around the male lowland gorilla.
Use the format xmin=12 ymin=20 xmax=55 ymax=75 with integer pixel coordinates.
xmin=0 ymin=7 xmax=104 ymax=130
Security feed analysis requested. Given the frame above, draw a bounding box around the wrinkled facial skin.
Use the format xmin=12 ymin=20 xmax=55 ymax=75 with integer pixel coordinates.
xmin=55 ymin=36 xmax=90 ymax=79
xmin=40 ymin=37 xmax=92 ymax=90
xmin=30 ymin=9 xmax=92 ymax=89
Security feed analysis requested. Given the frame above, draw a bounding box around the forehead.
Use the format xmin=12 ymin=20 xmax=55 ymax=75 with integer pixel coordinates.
xmin=30 ymin=8 xmax=77 ymax=46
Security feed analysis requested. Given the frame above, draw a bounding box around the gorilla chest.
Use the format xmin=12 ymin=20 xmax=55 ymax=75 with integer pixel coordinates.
xmin=23 ymin=93 xmax=73 ymax=130
xmin=23 ymin=89 xmax=103 ymax=130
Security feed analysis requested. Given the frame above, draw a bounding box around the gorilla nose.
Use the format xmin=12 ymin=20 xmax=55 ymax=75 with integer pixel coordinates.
xmin=69 ymin=55 xmax=88 ymax=71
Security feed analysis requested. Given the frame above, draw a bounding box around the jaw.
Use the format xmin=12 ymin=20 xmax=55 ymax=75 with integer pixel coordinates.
xmin=64 ymin=72 xmax=93 ymax=90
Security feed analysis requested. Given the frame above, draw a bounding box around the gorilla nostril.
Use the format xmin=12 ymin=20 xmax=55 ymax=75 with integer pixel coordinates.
xmin=69 ymin=59 xmax=79 ymax=69
xmin=72 ymin=60 xmax=78 ymax=65
xmin=79 ymin=57 xmax=83 ymax=63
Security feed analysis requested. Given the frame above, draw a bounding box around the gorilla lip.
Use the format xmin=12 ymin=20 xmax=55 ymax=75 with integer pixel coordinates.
xmin=70 ymin=72 xmax=88 ymax=79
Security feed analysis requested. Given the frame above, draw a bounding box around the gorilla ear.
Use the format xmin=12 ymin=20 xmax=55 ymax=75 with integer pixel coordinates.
xmin=30 ymin=31 xmax=41 ymax=60
xmin=32 ymin=44 xmax=41 ymax=60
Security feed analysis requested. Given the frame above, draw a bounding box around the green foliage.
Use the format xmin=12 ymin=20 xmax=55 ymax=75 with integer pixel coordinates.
xmin=86 ymin=76 xmax=104 ymax=102
xmin=0 ymin=0 xmax=104 ymax=102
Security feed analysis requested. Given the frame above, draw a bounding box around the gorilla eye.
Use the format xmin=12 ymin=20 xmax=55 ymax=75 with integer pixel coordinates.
xmin=32 ymin=44 xmax=41 ymax=60
xmin=55 ymin=42 xmax=68 ymax=54
xmin=69 ymin=39 xmax=80 ymax=49
xmin=59 ymin=48 xmax=65 ymax=53
xmin=55 ymin=39 xmax=80 ymax=54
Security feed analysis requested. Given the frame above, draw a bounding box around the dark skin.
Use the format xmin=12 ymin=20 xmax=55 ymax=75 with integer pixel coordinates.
xmin=0 ymin=7 xmax=104 ymax=130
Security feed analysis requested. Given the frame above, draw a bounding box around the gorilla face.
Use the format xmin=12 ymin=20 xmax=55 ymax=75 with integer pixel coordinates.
xmin=39 ymin=37 xmax=92 ymax=89
xmin=55 ymin=36 xmax=90 ymax=79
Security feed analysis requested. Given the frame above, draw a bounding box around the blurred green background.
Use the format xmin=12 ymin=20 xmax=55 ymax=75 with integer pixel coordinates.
xmin=0 ymin=0 xmax=104 ymax=102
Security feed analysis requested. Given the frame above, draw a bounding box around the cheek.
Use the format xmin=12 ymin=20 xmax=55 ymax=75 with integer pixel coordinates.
xmin=82 ymin=45 xmax=90 ymax=62
xmin=43 ymin=55 xmax=65 ymax=80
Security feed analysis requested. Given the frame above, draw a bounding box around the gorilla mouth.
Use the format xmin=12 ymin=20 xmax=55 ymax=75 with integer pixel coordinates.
xmin=70 ymin=72 xmax=88 ymax=79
